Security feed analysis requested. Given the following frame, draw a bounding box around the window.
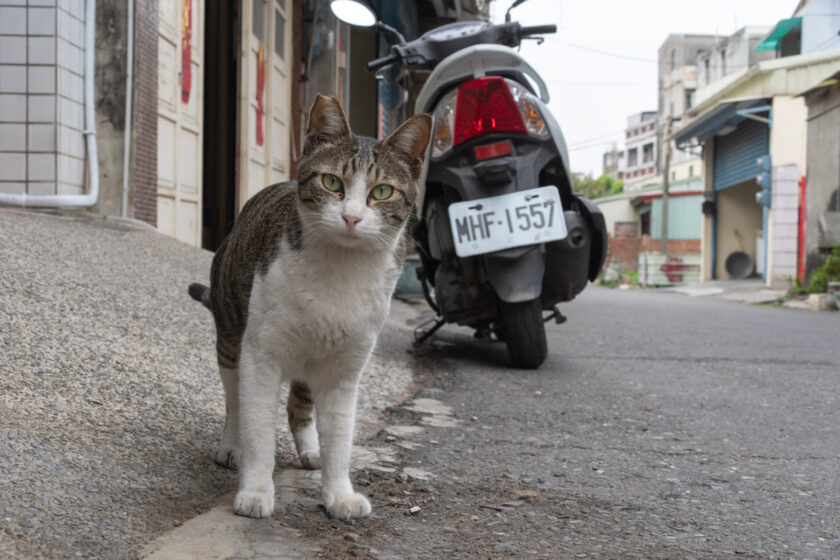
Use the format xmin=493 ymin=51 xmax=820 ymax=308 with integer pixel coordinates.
xmin=642 ymin=142 xmax=654 ymax=163
xmin=671 ymin=171 xmax=676 ymax=181
xmin=275 ymin=9 xmax=285 ymax=59
xmin=253 ymin=0 xmax=266 ymax=42
xmin=670 ymin=49 xmax=676 ymax=71
xmin=669 ymin=102 xmax=674 ymax=116
xmin=628 ymin=148 xmax=638 ymax=167
xmin=721 ymin=51 xmax=726 ymax=75
xmin=685 ymin=89 xmax=693 ymax=111
xmin=689 ymin=165 xmax=694 ymax=177
xmin=704 ymin=59 xmax=710 ymax=85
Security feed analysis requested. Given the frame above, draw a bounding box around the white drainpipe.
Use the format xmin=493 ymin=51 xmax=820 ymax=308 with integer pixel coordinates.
xmin=120 ymin=0 xmax=134 ymax=218
xmin=0 ymin=0 xmax=99 ymax=208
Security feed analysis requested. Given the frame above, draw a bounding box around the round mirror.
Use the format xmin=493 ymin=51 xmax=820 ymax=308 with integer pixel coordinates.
xmin=330 ymin=0 xmax=377 ymax=27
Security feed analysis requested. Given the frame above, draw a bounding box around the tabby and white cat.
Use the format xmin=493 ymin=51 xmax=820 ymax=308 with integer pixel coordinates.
xmin=189 ymin=95 xmax=431 ymax=520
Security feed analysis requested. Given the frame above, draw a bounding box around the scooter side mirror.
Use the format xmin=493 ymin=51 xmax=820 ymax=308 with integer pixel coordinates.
xmin=329 ymin=0 xmax=407 ymax=44
xmin=329 ymin=0 xmax=377 ymax=27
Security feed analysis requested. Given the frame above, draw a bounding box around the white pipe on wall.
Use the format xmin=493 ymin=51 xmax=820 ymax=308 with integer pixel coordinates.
xmin=0 ymin=0 xmax=99 ymax=208
xmin=121 ymin=0 xmax=134 ymax=217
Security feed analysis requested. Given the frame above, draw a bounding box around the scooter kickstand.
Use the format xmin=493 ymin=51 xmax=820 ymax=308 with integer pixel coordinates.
xmin=544 ymin=305 xmax=567 ymax=324
xmin=414 ymin=316 xmax=446 ymax=346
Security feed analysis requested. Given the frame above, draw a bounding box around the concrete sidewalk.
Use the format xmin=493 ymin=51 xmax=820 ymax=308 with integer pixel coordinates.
xmin=0 ymin=208 xmax=418 ymax=559
xmin=666 ymin=279 xmax=787 ymax=304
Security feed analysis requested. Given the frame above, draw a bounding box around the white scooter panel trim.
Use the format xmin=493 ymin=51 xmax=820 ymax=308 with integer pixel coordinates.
xmin=414 ymin=45 xmax=571 ymax=215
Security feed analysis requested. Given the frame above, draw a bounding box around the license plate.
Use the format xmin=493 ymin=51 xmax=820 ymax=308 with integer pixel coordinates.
xmin=447 ymin=186 xmax=567 ymax=258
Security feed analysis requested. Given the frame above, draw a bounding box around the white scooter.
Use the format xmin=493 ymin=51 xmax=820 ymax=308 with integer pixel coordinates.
xmin=331 ymin=0 xmax=607 ymax=368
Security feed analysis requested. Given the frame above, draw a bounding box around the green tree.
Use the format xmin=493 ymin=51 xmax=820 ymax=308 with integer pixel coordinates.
xmin=572 ymin=173 xmax=623 ymax=200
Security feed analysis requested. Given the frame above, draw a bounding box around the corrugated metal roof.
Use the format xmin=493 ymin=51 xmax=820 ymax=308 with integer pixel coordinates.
xmin=673 ymin=98 xmax=770 ymax=147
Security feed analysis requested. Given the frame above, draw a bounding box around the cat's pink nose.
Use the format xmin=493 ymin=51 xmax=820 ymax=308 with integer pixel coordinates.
xmin=342 ymin=214 xmax=361 ymax=231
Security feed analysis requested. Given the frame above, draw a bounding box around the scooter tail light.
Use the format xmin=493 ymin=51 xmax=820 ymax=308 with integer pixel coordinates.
xmin=453 ymin=77 xmax=526 ymax=147
xmin=505 ymin=79 xmax=550 ymax=139
xmin=431 ymin=88 xmax=458 ymax=158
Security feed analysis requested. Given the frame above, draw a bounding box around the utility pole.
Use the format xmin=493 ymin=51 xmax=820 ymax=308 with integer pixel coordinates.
xmin=660 ymin=116 xmax=672 ymax=254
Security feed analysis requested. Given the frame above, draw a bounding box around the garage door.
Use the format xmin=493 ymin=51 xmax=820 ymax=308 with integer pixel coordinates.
xmin=713 ymin=118 xmax=769 ymax=191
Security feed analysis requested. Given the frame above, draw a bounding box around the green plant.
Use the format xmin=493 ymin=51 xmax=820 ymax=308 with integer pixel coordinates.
xmin=807 ymin=246 xmax=840 ymax=294
xmin=599 ymin=275 xmax=618 ymax=288
xmin=783 ymin=274 xmax=804 ymax=297
xmin=623 ymin=270 xmax=640 ymax=286
xmin=572 ymin=173 xmax=624 ymax=200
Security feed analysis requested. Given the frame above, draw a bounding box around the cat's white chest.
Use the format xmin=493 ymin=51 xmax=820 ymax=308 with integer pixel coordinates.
xmin=248 ymin=246 xmax=394 ymax=360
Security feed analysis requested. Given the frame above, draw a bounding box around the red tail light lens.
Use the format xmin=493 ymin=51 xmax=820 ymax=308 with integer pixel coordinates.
xmin=453 ymin=77 xmax=526 ymax=147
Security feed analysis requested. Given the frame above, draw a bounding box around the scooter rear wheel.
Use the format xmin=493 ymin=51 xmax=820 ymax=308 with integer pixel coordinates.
xmin=500 ymin=298 xmax=547 ymax=369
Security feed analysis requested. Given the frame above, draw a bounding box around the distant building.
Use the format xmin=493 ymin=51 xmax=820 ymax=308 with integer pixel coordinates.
xmin=695 ymin=27 xmax=776 ymax=108
xmin=657 ymin=34 xmax=721 ymax=192
xmin=601 ymin=143 xmax=624 ymax=181
xmin=623 ymin=111 xmax=657 ymax=192
xmin=754 ymin=0 xmax=840 ymax=57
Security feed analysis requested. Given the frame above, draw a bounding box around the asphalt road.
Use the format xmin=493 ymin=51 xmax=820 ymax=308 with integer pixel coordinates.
xmin=309 ymin=287 xmax=840 ymax=559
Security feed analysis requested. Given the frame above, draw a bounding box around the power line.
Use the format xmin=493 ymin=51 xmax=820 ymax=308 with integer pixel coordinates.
xmin=552 ymin=39 xmax=659 ymax=63
xmin=807 ymin=30 xmax=840 ymax=53
xmin=566 ymin=129 xmax=628 ymax=149
xmin=548 ymin=38 xmax=750 ymax=70
xmin=547 ymin=80 xmax=654 ymax=86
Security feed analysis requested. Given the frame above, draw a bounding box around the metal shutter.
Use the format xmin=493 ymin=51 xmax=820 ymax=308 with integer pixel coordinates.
xmin=712 ymin=119 xmax=770 ymax=191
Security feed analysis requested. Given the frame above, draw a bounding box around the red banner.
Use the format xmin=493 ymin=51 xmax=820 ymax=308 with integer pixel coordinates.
xmin=256 ymin=44 xmax=266 ymax=146
xmin=181 ymin=0 xmax=192 ymax=104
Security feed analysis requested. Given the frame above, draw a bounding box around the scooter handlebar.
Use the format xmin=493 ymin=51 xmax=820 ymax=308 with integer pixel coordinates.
xmin=519 ymin=24 xmax=557 ymax=36
xmin=366 ymin=53 xmax=400 ymax=71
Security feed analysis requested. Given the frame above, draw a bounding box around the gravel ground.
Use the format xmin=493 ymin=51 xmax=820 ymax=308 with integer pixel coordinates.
xmin=0 ymin=209 xmax=414 ymax=559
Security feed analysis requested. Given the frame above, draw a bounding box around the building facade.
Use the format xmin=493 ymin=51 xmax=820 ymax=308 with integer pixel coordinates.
xmin=694 ymin=26 xmax=774 ymax=105
xmin=1 ymin=0 xmax=487 ymax=250
xmin=601 ymin=143 xmax=624 ymax=181
xmin=622 ymin=111 xmax=657 ymax=192
xmin=801 ymin=71 xmax=840 ymax=282
xmin=675 ymin=50 xmax=840 ymax=286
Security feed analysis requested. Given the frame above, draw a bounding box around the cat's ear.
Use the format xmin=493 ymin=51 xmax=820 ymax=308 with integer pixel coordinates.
xmin=382 ymin=114 xmax=432 ymax=176
xmin=303 ymin=94 xmax=351 ymax=155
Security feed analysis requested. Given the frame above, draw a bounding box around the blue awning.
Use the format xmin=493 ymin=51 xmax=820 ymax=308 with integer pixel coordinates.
xmin=673 ymin=98 xmax=771 ymax=148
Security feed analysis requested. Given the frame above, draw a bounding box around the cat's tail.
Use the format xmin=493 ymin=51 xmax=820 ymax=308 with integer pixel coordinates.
xmin=188 ymin=283 xmax=211 ymax=310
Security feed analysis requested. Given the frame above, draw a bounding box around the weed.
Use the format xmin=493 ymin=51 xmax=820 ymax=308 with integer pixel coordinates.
xmin=807 ymin=246 xmax=840 ymax=294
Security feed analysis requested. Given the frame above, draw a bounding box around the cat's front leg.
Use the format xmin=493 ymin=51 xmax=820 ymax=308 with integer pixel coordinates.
xmin=233 ymin=342 xmax=280 ymax=519
xmin=314 ymin=376 xmax=371 ymax=520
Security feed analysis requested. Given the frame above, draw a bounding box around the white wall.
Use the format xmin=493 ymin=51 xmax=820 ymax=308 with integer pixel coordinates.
xmin=595 ymin=197 xmax=639 ymax=235
xmin=800 ymin=0 xmax=840 ymax=54
xmin=768 ymin=165 xmax=800 ymax=287
xmin=770 ymin=95 xmax=808 ymax=175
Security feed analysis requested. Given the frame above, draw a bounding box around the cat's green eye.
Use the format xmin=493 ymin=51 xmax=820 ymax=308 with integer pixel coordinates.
xmin=322 ymin=174 xmax=343 ymax=192
xmin=371 ymin=184 xmax=394 ymax=201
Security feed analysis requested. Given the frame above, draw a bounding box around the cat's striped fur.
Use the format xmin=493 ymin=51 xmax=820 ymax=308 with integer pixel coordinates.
xmin=188 ymin=95 xmax=431 ymax=520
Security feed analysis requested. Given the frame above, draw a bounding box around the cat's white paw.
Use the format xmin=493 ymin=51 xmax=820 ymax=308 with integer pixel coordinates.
xmin=324 ymin=491 xmax=371 ymax=520
xmin=214 ymin=446 xmax=240 ymax=469
xmin=234 ymin=488 xmax=274 ymax=519
xmin=299 ymin=450 xmax=321 ymax=470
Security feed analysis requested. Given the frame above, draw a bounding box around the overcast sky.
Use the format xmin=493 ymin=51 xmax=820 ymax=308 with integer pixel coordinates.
xmin=490 ymin=0 xmax=796 ymax=176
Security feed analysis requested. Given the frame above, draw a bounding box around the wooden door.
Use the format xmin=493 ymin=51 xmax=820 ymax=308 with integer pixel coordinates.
xmin=239 ymin=0 xmax=292 ymax=207
xmin=157 ymin=0 xmax=204 ymax=246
